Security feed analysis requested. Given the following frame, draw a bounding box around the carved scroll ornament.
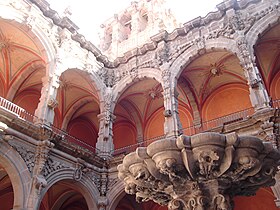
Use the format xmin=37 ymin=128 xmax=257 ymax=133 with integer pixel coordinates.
xmin=118 ymin=132 xmax=280 ymax=210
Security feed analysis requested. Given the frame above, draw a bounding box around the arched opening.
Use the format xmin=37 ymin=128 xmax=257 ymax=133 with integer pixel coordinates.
xmin=0 ymin=164 xmax=13 ymax=210
xmin=144 ymin=107 xmax=165 ymax=140
xmin=0 ymin=19 xmax=47 ymax=117
xmin=234 ymin=187 xmax=278 ymax=210
xmin=113 ymin=121 xmax=137 ymax=150
xmin=119 ymin=12 xmax=132 ymax=41
xmin=13 ymin=89 xmax=40 ymax=115
xmin=56 ymin=69 xmax=100 ymax=151
xmin=255 ymin=23 xmax=280 ymax=101
xmin=116 ymin=194 xmax=168 ymax=210
xmin=177 ymin=50 xmax=252 ymax=131
xmin=39 ymin=180 xmax=89 ymax=210
xmin=202 ymin=84 xmax=251 ymax=121
xmin=113 ymin=78 xmax=164 ymax=154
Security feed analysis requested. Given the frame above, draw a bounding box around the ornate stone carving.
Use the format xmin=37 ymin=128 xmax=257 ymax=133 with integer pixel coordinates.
xmin=206 ymin=3 xmax=280 ymax=40
xmin=192 ymin=36 xmax=206 ymax=53
xmin=102 ymin=91 xmax=114 ymax=126
xmin=47 ymin=97 xmax=58 ymax=109
xmin=72 ymin=159 xmax=90 ymax=182
xmin=42 ymin=157 xmax=68 ymax=177
xmin=107 ymin=177 xmax=119 ymax=191
xmin=73 ymin=163 xmax=84 ymax=181
xmin=13 ymin=145 xmax=35 ymax=173
xmin=118 ymin=132 xmax=280 ymax=210
xmin=100 ymin=173 xmax=108 ymax=196
xmin=98 ymin=67 xmax=115 ymax=87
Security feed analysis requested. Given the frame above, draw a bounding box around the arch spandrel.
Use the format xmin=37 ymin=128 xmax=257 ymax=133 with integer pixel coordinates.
xmin=253 ymin=21 xmax=280 ymax=100
xmin=39 ymin=168 xmax=99 ymax=210
xmin=246 ymin=7 xmax=280 ymax=56
xmin=0 ymin=140 xmax=32 ymax=210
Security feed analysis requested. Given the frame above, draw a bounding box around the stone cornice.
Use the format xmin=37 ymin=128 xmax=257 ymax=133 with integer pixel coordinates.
xmin=28 ymin=0 xmax=114 ymax=67
xmin=30 ymin=0 xmax=263 ymax=69
xmin=107 ymin=0 xmax=263 ymax=67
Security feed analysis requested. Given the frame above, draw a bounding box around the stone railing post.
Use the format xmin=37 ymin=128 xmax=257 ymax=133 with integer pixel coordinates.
xmin=236 ymin=33 xmax=270 ymax=110
xmin=161 ymin=63 xmax=182 ymax=138
xmin=96 ymin=89 xmax=115 ymax=158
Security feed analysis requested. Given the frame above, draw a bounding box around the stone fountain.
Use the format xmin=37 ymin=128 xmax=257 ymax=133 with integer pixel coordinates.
xmin=117 ymin=132 xmax=280 ymax=210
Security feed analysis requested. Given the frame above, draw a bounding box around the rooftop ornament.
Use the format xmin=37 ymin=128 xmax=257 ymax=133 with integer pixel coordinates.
xmin=118 ymin=132 xmax=280 ymax=210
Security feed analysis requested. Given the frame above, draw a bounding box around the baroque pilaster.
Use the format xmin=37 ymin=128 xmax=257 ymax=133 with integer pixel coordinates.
xmin=27 ymin=140 xmax=54 ymax=210
xmin=96 ymin=88 xmax=115 ymax=158
xmin=34 ymin=71 xmax=60 ymax=125
xmin=236 ymin=33 xmax=270 ymax=110
xmin=161 ymin=62 xmax=182 ymax=138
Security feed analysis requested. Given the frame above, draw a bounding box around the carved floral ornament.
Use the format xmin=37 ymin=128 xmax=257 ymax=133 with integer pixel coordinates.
xmin=118 ymin=132 xmax=280 ymax=210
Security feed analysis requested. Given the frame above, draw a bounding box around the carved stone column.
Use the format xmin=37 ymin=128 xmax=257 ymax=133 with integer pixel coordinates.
xmin=34 ymin=69 xmax=60 ymax=125
xmin=236 ymin=33 xmax=270 ymax=110
xmin=96 ymin=89 xmax=115 ymax=158
xmin=27 ymin=140 xmax=54 ymax=210
xmin=161 ymin=63 xmax=182 ymax=138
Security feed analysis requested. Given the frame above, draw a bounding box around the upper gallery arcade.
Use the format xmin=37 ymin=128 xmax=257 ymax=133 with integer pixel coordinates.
xmin=0 ymin=0 xmax=280 ymax=209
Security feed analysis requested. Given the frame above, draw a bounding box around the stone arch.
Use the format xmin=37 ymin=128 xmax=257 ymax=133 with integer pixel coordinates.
xmin=39 ymin=168 xmax=99 ymax=210
xmin=177 ymin=77 xmax=200 ymax=127
xmin=61 ymin=96 xmax=97 ymax=130
xmin=107 ymin=180 xmax=126 ymax=210
xmin=6 ymin=60 xmax=46 ymax=101
xmin=58 ymin=68 xmax=102 ymax=130
xmin=0 ymin=5 xmax=56 ymax=70
xmin=270 ymin=70 xmax=280 ymax=100
xmin=0 ymin=140 xmax=32 ymax=210
xmin=246 ymin=10 xmax=280 ymax=55
xmin=114 ymin=99 xmax=143 ymax=142
xmin=170 ymin=37 xmax=239 ymax=86
xmin=60 ymin=68 xmax=105 ymax=105
xmin=112 ymin=67 xmax=163 ymax=112
xmin=171 ymin=38 xmax=241 ymax=128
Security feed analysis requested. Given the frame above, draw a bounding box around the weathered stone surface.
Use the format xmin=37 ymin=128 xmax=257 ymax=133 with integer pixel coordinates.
xmin=118 ymin=132 xmax=280 ymax=210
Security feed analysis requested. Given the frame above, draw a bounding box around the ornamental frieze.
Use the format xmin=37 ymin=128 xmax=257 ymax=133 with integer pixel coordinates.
xmin=12 ymin=145 xmax=35 ymax=173
xmin=42 ymin=157 xmax=68 ymax=177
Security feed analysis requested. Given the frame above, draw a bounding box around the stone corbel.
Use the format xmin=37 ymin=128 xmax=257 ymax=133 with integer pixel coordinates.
xmin=163 ymin=109 xmax=172 ymax=117
xmin=73 ymin=158 xmax=91 ymax=181
xmin=249 ymin=78 xmax=262 ymax=89
xmin=47 ymin=97 xmax=58 ymax=109
xmin=98 ymin=197 xmax=108 ymax=210
xmin=33 ymin=174 xmax=47 ymax=195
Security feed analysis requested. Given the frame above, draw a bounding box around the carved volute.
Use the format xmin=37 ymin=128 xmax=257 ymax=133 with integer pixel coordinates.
xmin=118 ymin=132 xmax=280 ymax=210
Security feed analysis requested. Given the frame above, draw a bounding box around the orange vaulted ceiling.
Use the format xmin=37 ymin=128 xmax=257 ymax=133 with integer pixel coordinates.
xmin=0 ymin=19 xmax=46 ymax=98
xmin=179 ymin=50 xmax=247 ymax=107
